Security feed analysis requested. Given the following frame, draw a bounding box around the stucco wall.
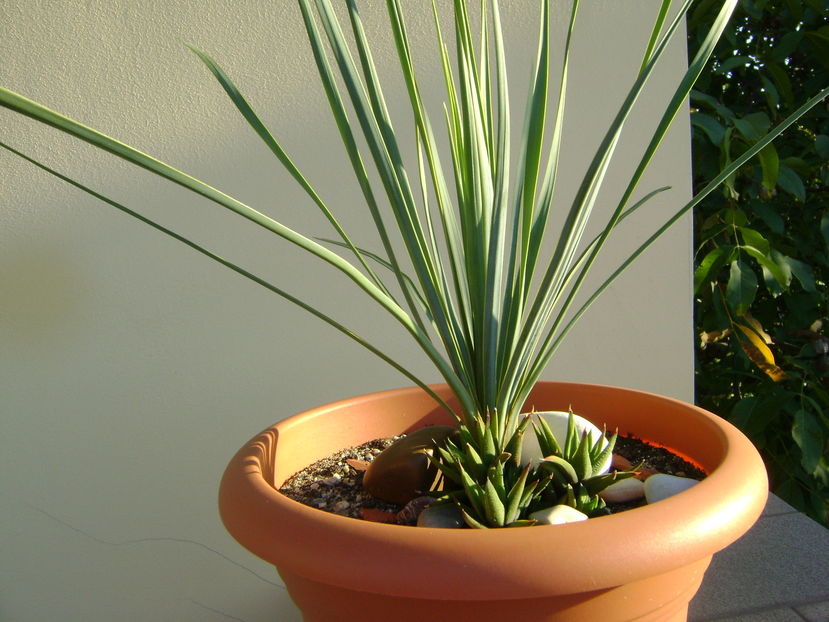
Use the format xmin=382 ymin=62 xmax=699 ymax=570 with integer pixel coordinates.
xmin=0 ymin=2 xmax=693 ymax=620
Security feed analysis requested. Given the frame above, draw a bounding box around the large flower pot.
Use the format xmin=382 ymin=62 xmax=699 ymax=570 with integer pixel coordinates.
xmin=219 ymin=382 xmax=767 ymax=622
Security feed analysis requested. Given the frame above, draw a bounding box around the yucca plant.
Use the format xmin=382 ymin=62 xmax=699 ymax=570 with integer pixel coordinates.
xmin=1 ymin=0 xmax=826 ymax=527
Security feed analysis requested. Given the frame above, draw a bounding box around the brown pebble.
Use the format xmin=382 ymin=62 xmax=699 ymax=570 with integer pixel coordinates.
xmin=363 ymin=426 xmax=456 ymax=504
xmin=396 ymin=496 xmax=434 ymax=526
xmin=360 ymin=508 xmax=398 ymax=523
xmin=611 ymin=454 xmax=634 ymax=470
xmin=346 ymin=458 xmax=371 ymax=471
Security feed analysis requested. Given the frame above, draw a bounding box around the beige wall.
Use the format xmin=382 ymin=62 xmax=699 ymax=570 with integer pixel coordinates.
xmin=0 ymin=2 xmax=693 ymax=620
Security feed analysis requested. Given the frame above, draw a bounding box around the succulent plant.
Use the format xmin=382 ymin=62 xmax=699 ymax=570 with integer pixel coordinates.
xmin=421 ymin=411 xmax=635 ymax=526
xmin=530 ymin=412 xmax=636 ymax=517
xmin=431 ymin=412 xmax=536 ymax=528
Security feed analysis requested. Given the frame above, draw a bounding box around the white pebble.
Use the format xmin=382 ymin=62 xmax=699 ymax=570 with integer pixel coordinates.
xmin=599 ymin=477 xmax=645 ymax=503
xmin=529 ymin=504 xmax=588 ymax=525
xmin=644 ymin=474 xmax=698 ymax=504
xmin=417 ymin=504 xmax=465 ymax=528
xmin=332 ymin=500 xmax=350 ymax=513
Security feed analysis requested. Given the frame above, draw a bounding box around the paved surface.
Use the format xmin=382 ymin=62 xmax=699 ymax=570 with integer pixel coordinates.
xmin=689 ymin=495 xmax=829 ymax=621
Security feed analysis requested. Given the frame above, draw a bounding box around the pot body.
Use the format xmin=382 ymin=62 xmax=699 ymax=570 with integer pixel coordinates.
xmin=219 ymin=382 xmax=768 ymax=622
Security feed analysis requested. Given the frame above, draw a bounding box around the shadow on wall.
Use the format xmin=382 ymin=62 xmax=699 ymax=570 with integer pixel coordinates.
xmin=2 ymin=238 xmax=85 ymax=349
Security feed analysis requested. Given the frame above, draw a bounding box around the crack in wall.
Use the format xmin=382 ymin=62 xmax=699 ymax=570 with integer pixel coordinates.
xmin=191 ymin=599 xmax=251 ymax=622
xmin=29 ymin=504 xmax=283 ymax=589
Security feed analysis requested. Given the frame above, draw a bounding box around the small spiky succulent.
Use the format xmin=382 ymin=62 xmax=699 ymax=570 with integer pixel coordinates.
xmin=431 ymin=411 xmax=634 ymax=527
xmin=433 ymin=413 xmax=536 ymax=528
xmin=530 ymin=413 xmax=635 ymax=517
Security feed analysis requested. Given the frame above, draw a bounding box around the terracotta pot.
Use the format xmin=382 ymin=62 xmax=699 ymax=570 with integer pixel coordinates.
xmin=219 ymin=382 xmax=767 ymax=622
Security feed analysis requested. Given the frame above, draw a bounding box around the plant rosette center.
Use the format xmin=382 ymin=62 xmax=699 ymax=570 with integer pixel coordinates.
xmin=521 ymin=411 xmax=611 ymax=472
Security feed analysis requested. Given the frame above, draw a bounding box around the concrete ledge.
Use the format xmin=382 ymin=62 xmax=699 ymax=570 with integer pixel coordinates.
xmin=689 ymin=495 xmax=829 ymax=621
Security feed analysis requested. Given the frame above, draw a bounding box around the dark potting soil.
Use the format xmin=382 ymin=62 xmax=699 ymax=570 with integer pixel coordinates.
xmin=278 ymin=434 xmax=707 ymax=522
xmin=278 ymin=435 xmax=404 ymax=519
xmin=605 ymin=435 xmax=707 ymax=513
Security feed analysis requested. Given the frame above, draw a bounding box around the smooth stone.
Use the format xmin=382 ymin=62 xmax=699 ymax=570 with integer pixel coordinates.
xmin=363 ymin=425 xmax=456 ymax=504
xmin=332 ymin=500 xmax=350 ymax=513
xmin=417 ymin=503 xmax=465 ymax=528
xmin=599 ymin=477 xmax=645 ymax=503
xmin=644 ymin=473 xmax=698 ymax=504
xmin=529 ymin=504 xmax=589 ymax=525
xmin=521 ymin=410 xmax=611 ymax=474
xmin=611 ymin=453 xmax=634 ymax=470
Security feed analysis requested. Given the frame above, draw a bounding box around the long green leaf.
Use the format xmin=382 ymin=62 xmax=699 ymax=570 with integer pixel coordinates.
xmin=295 ymin=3 xmax=424 ymax=335
xmin=545 ymin=85 xmax=829 ymax=361
xmin=502 ymin=0 xmax=701 ymax=414
xmin=0 ymin=85 xmax=477 ymax=416
xmin=513 ymin=0 xmax=738 ymax=411
xmin=185 ymin=43 xmax=388 ymax=296
xmin=0 ymin=139 xmax=454 ymax=413
xmin=639 ymin=0 xmax=673 ymax=73
xmin=384 ymin=0 xmax=477 ymax=397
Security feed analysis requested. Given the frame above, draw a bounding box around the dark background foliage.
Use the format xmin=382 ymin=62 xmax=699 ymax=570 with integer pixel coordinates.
xmin=688 ymin=0 xmax=829 ymax=525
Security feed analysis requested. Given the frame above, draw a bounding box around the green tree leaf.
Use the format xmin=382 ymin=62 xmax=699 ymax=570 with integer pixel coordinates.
xmin=724 ymin=208 xmax=748 ymax=226
xmin=759 ymin=74 xmax=779 ymax=110
xmin=751 ymin=201 xmax=784 ymax=234
xmin=785 ymin=256 xmax=817 ymax=292
xmin=783 ymin=0 xmax=803 ymax=21
xmin=733 ymin=117 xmax=760 ymax=142
xmin=739 ymin=227 xmax=789 ymax=288
xmin=758 ymin=144 xmax=780 ymax=191
xmin=761 ymin=265 xmax=784 ymax=297
xmin=739 ymin=226 xmax=770 ymax=255
xmin=743 ymin=248 xmax=788 ymax=289
xmin=777 ymin=165 xmax=805 ymax=201
xmin=816 ymin=135 xmax=829 ymax=160
xmin=692 ymin=112 xmax=726 ymax=145
xmin=728 ymin=396 xmax=759 ymax=431
xmin=793 ymin=409 xmax=825 ymax=476
xmin=726 ymin=259 xmax=758 ymax=315
xmin=771 ymin=31 xmax=804 ymax=62
xmin=765 ymin=61 xmax=794 ymax=107
xmin=695 ymin=246 xmax=732 ymax=293
xmin=770 ymin=248 xmax=793 ymax=288
xmin=715 ymin=55 xmax=753 ymax=74
xmin=692 ymin=0 xmax=829 ymax=526
xmin=690 ymin=89 xmax=736 ymax=119
xmin=804 ymin=28 xmax=829 ymax=70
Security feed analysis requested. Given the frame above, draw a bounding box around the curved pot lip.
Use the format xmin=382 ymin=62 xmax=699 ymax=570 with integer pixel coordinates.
xmin=220 ymin=381 xmax=768 ymax=600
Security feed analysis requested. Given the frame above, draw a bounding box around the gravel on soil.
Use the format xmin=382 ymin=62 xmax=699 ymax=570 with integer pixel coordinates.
xmin=278 ymin=433 xmax=707 ymax=522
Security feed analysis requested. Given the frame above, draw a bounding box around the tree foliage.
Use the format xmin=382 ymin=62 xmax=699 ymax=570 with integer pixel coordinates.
xmin=689 ymin=0 xmax=829 ymax=525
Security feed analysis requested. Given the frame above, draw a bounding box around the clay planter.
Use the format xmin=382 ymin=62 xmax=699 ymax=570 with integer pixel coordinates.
xmin=219 ymin=382 xmax=767 ymax=622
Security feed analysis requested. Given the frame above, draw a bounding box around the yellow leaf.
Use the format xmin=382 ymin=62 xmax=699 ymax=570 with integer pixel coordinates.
xmin=743 ymin=313 xmax=773 ymax=344
xmin=735 ymin=323 xmax=786 ymax=382
xmin=699 ymin=328 xmax=731 ymax=348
